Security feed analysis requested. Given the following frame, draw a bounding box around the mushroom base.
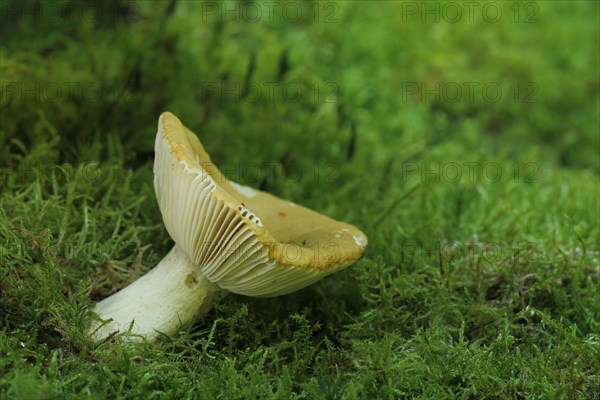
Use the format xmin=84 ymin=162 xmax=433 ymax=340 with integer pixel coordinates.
xmin=89 ymin=245 xmax=227 ymax=341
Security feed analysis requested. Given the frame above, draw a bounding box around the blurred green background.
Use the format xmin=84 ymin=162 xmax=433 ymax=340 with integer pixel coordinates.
xmin=1 ymin=1 xmax=599 ymax=399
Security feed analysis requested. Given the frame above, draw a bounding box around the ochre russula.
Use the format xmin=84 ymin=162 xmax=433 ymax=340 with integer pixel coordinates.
xmin=90 ymin=112 xmax=367 ymax=341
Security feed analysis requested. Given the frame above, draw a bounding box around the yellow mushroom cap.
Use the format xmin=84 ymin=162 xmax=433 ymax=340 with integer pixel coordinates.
xmin=154 ymin=112 xmax=367 ymax=297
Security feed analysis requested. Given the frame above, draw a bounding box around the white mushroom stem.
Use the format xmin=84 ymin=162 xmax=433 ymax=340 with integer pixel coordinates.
xmin=90 ymin=245 xmax=227 ymax=341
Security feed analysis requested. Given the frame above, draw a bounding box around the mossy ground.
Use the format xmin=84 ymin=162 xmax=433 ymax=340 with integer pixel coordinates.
xmin=1 ymin=1 xmax=599 ymax=399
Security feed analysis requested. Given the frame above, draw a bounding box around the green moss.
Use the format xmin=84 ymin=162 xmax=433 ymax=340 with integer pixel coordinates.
xmin=1 ymin=0 xmax=599 ymax=398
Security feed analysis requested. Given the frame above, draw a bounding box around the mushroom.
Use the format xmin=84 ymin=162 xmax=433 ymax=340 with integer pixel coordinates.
xmin=90 ymin=112 xmax=368 ymax=341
